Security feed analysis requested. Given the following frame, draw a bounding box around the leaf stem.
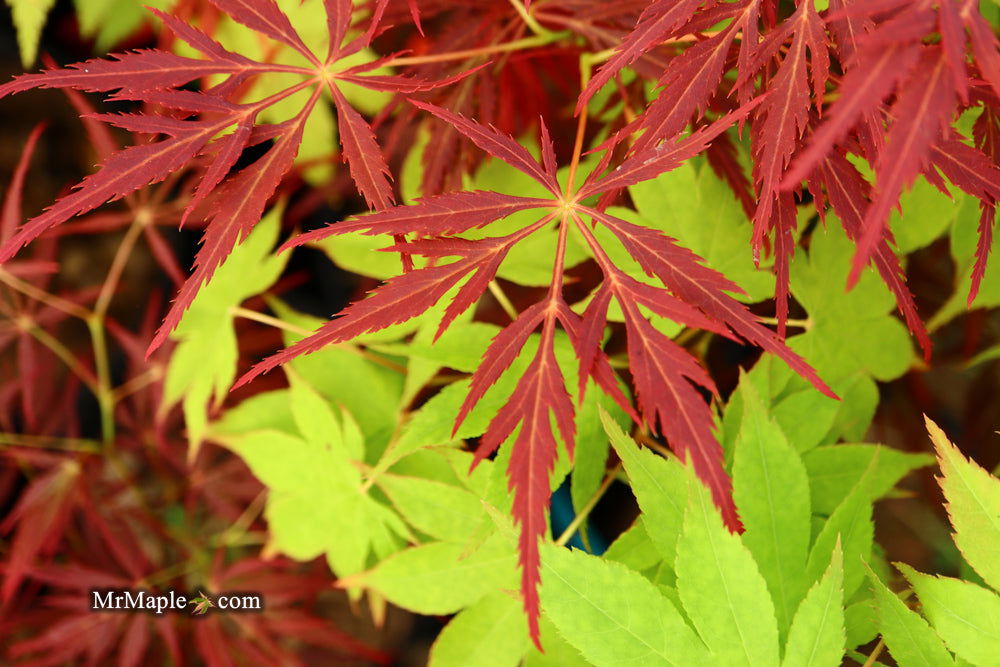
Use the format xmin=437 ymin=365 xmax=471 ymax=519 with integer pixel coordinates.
xmin=861 ymin=639 xmax=885 ymax=667
xmin=566 ymin=56 xmax=593 ymax=198
xmin=94 ymin=211 xmax=147 ymax=318
xmin=0 ymin=433 xmax=102 ymax=453
xmin=582 ymin=30 xmax=724 ymax=67
xmin=216 ymin=489 xmax=268 ymax=546
xmin=231 ymin=306 xmax=312 ymax=336
xmin=507 ymin=0 xmax=551 ymax=37
xmin=555 ymin=463 xmax=622 ymax=547
xmin=757 ymin=316 xmax=811 ymax=329
xmin=86 ymin=316 xmax=115 ymax=447
xmin=26 ymin=325 xmax=100 ymax=393
xmin=112 ymin=366 xmax=163 ymax=402
xmin=489 ymin=280 xmax=519 ymax=320
xmin=386 ymin=33 xmax=567 ymax=68
xmin=230 ymin=306 xmax=407 ymax=374
xmin=89 ymin=215 xmax=147 ymax=448
xmin=0 ymin=268 xmax=91 ymax=321
xmin=636 ymin=433 xmax=674 ymax=460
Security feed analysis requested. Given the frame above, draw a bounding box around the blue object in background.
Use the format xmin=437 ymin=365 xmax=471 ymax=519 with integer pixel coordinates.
xmin=549 ymin=478 xmax=609 ymax=555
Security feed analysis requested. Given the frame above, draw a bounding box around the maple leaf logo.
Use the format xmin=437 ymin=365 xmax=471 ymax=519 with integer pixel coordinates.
xmin=189 ymin=591 xmax=216 ymax=615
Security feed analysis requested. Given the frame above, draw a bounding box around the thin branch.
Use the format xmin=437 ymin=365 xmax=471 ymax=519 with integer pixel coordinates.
xmin=27 ymin=325 xmax=100 ymax=393
xmin=556 ymin=463 xmax=622 ymax=547
xmin=489 ymin=280 xmax=519 ymax=321
xmin=861 ymin=639 xmax=886 ymax=667
xmin=0 ymin=433 xmax=102 ymax=454
xmin=231 ymin=306 xmax=311 ymax=336
xmin=507 ymin=0 xmax=551 ymax=37
xmin=112 ymin=366 xmax=163 ymax=402
xmin=0 ymin=268 xmax=91 ymax=321
xmin=230 ymin=306 xmax=407 ymax=374
xmin=566 ymin=56 xmax=593 ymax=199
xmin=386 ymin=33 xmax=566 ymax=67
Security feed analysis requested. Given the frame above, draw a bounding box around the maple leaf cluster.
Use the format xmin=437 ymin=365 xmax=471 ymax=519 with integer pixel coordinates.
xmin=1 ymin=0 xmax=998 ymax=646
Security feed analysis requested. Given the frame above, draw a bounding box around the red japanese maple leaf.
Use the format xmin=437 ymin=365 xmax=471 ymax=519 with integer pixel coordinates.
xmin=579 ymin=0 xmax=999 ymax=356
xmin=235 ymin=99 xmax=834 ymax=644
xmin=0 ymin=0 xmax=472 ymax=354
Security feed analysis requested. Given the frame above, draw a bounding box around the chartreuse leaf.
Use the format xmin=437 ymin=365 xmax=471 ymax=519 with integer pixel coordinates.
xmin=377 ymin=330 xmax=580 ymax=480
xmin=570 ymin=384 xmax=622 ymax=526
xmin=372 ymin=321 xmax=500 ymax=373
xmin=438 ymin=448 xmax=495 ymax=496
xmin=930 ymin=195 xmax=1000 ymax=329
xmin=72 ymin=0 xmax=171 ymax=51
xmin=868 ymin=566 xmax=956 ymax=667
xmin=540 ymin=544 xmax=709 ymax=666
xmin=314 ymin=230 xmax=407 ymax=280
xmin=790 ymin=219 xmax=914 ymax=382
xmin=927 ymin=416 xmax=1000 ymax=591
xmin=6 ymin=0 xmax=57 ymax=67
xmin=781 ymin=544 xmax=845 ymax=667
xmin=732 ymin=378 xmax=811 ymax=639
xmin=805 ymin=453 xmax=877 ymax=600
xmin=675 ymin=469 xmax=781 ymax=667
xmin=288 ymin=369 xmax=363 ymax=460
xmin=376 ymin=473 xmax=486 ymax=543
xmin=601 ymin=409 xmax=686 ymax=569
xmin=720 ymin=355 xmax=838 ymax=455
xmin=603 ymin=520 xmax=663 ymax=575
xmin=898 ymin=564 xmax=1000 ymax=665
xmin=770 ymin=386 xmax=840 ymax=453
xmin=269 ymin=299 xmax=403 ymax=456
xmin=343 ymin=535 xmax=518 ymax=615
xmin=844 ymin=599 xmax=879 ymax=652
xmin=387 ymin=447 xmax=464 ymax=485
xmin=372 ymin=302 xmax=480 ymax=405
xmin=850 ymin=155 xmax=962 ymax=254
xmin=523 ymin=616 xmax=589 ymax=666
xmin=164 ymin=205 xmax=288 ymax=452
xmin=209 ymin=389 xmax=297 ymax=437
xmin=428 ymin=591 xmax=529 ymax=667
xmin=628 ymin=159 xmax=775 ymax=302
xmin=803 ymin=444 xmax=932 ymax=515
xmin=788 ymin=219 xmax=913 ymax=441
xmin=889 ymin=179 xmax=964 ymax=254
xmin=213 ymin=372 xmax=407 ymax=587
xmin=376 ymin=369 xmax=519 ymax=475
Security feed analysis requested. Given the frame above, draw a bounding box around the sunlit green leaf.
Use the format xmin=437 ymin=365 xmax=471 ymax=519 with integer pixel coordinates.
xmin=428 ymin=592 xmax=529 ymax=667
xmin=732 ymin=377 xmax=811 ymax=638
xmin=378 ymin=473 xmax=486 ymax=543
xmin=346 ymin=536 xmax=518 ymax=615
xmin=782 ymin=544 xmax=845 ymax=667
xmin=7 ymin=0 xmax=57 ymax=67
xmin=541 ymin=544 xmax=709 ymax=666
xmin=899 ymin=564 xmax=1000 ymax=666
xmin=165 ymin=205 xmax=288 ymax=450
xmin=629 ymin=159 xmax=774 ymax=302
xmin=869 ymin=567 xmax=956 ymax=667
xmin=803 ymin=444 xmax=932 ymax=515
xmin=602 ymin=409 xmax=687 ymax=568
xmin=927 ymin=417 xmax=1000 ymax=592
xmin=676 ymin=470 xmax=781 ymax=666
